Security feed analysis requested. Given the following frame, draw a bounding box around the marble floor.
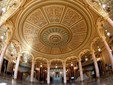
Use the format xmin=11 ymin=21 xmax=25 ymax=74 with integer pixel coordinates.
xmin=0 ymin=75 xmax=113 ymax=85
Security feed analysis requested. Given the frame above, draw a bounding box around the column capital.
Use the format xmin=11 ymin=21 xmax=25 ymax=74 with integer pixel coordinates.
xmin=5 ymin=27 xmax=14 ymax=44
xmin=5 ymin=40 xmax=10 ymax=45
xmin=90 ymin=49 xmax=95 ymax=54
xmin=47 ymin=61 xmax=51 ymax=66
xmin=101 ymin=36 xmax=106 ymax=40
xmin=78 ymin=57 xmax=82 ymax=62
xmin=103 ymin=15 xmax=109 ymax=20
xmin=32 ymin=59 xmax=35 ymax=65
xmin=18 ymin=52 xmax=22 ymax=57
xmin=62 ymin=61 xmax=66 ymax=64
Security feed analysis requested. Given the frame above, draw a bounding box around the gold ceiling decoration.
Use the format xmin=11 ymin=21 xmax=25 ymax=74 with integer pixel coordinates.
xmin=39 ymin=26 xmax=71 ymax=47
xmin=16 ymin=0 xmax=94 ymax=57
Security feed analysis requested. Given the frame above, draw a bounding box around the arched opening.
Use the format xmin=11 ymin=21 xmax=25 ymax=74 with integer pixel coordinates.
xmin=18 ymin=52 xmax=32 ymax=80
xmin=35 ymin=58 xmax=47 ymax=83
xmin=91 ymin=38 xmax=108 ymax=76
xmin=50 ymin=59 xmax=63 ymax=84
xmin=80 ymin=51 xmax=95 ymax=80
xmin=0 ymin=25 xmax=13 ymax=76
xmin=5 ymin=42 xmax=18 ymax=77
xmin=66 ymin=56 xmax=78 ymax=83
xmin=1 ymin=41 xmax=19 ymax=77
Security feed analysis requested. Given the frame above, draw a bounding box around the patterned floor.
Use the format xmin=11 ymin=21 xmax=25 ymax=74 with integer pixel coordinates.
xmin=0 ymin=75 xmax=113 ymax=85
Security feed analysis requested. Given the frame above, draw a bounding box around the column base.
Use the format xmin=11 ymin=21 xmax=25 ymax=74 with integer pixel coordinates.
xmin=64 ymin=83 xmax=66 ymax=85
xmin=13 ymin=77 xmax=17 ymax=80
xmin=30 ymin=82 xmax=34 ymax=83
xmin=80 ymin=80 xmax=84 ymax=82
xmin=47 ymin=83 xmax=50 ymax=85
xmin=30 ymin=80 xmax=34 ymax=83
xmin=96 ymin=77 xmax=100 ymax=79
xmin=64 ymin=81 xmax=67 ymax=84
xmin=96 ymin=76 xmax=100 ymax=79
xmin=13 ymin=78 xmax=17 ymax=80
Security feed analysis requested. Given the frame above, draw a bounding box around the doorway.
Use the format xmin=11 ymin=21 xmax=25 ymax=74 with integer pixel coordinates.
xmin=53 ymin=72 xmax=62 ymax=84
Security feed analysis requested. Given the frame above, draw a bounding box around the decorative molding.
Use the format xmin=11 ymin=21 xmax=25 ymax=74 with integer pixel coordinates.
xmin=15 ymin=0 xmax=94 ymax=58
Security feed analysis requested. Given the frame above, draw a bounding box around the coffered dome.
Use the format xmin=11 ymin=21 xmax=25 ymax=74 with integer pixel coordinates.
xmin=16 ymin=0 xmax=94 ymax=56
xmin=39 ymin=26 xmax=72 ymax=47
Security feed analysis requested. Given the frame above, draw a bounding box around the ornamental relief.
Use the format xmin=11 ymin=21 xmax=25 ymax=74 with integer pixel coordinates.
xmin=23 ymin=22 xmax=39 ymax=35
xmin=43 ymin=5 xmax=65 ymax=23
xmin=61 ymin=8 xmax=82 ymax=27
xmin=41 ymin=46 xmax=51 ymax=54
xmin=51 ymin=48 xmax=61 ymax=55
xmin=18 ymin=1 xmax=92 ymax=55
xmin=60 ymin=46 xmax=72 ymax=53
xmin=71 ymin=20 xmax=87 ymax=33
xmin=26 ymin=9 xmax=48 ymax=28
xmin=73 ymin=34 xmax=86 ymax=42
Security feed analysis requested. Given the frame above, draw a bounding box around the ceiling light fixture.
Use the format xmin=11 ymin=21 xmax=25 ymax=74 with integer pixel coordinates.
xmin=107 ymin=32 xmax=110 ymax=36
xmin=40 ymin=64 xmax=42 ymax=67
xmin=102 ymin=4 xmax=106 ymax=9
xmin=74 ymin=66 xmax=78 ymax=70
xmin=25 ymin=60 xmax=27 ymax=63
xmin=1 ymin=8 xmax=6 ymax=13
xmin=97 ymin=46 xmax=101 ymax=52
xmin=0 ymin=36 xmax=3 ymax=39
xmin=85 ymin=58 xmax=88 ymax=61
xmin=36 ymin=67 xmax=40 ymax=71
xmin=98 ymin=48 xmax=101 ymax=52
xmin=71 ymin=63 xmax=73 ymax=66
xmin=55 ymin=65 xmax=58 ymax=68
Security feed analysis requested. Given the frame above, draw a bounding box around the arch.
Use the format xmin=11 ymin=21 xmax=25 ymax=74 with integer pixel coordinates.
xmin=5 ymin=20 xmax=14 ymax=31
xmin=35 ymin=57 xmax=48 ymax=68
xmin=35 ymin=57 xmax=48 ymax=63
xmin=5 ymin=40 xmax=21 ymax=62
xmin=21 ymin=51 xmax=34 ymax=60
xmin=0 ymin=25 xmax=8 ymax=45
xmin=5 ymin=20 xmax=15 ymax=44
xmin=78 ymin=49 xmax=90 ymax=58
xmin=96 ymin=17 xmax=105 ymax=37
xmin=50 ymin=59 xmax=63 ymax=63
xmin=0 ymin=43 xmax=3 ymax=51
xmin=11 ymin=40 xmax=21 ymax=52
xmin=65 ymin=56 xmax=78 ymax=62
xmin=5 ymin=20 xmax=14 ymax=37
xmin=50 ymin=59 xmax=63 ymax=68
xmin=90 ymin=37 xmax=100 ymax=50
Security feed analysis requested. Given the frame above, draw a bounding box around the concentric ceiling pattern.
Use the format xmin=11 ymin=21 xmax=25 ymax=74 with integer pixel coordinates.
xmin=39 ymin=26 xmax=71 ymax=47
xmin=17 ymin=0 xmax=93 ymax=55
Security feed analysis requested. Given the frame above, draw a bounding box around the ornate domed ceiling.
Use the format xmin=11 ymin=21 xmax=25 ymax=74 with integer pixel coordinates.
xmin=16 ymin=0 xmax=95 ymax=57
xmin=39 ymin=26 xmax=71 ymax=47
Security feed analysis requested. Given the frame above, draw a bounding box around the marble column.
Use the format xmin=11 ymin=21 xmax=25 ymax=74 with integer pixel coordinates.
xmin=30 ymin=59 xmax=35 ymax=82
xmin=14 ymin=53 xmax=21 ymax=79
xmin=106 ymin=17 xmax=113 ymax=28
xmin=91 ymin=50 xmax=100 ymax=78
xmin=101 ymin=36 xmax=113 ymax=71
xmin=0 ymin=43 xmax=9 ymax=74
xmin=47 ymin=61 xmax=50 ymax=84
xmin=78 ymin=59 xmax=83 ymax=81
xmin=63 ymin=61 xmax=66 ymax=84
